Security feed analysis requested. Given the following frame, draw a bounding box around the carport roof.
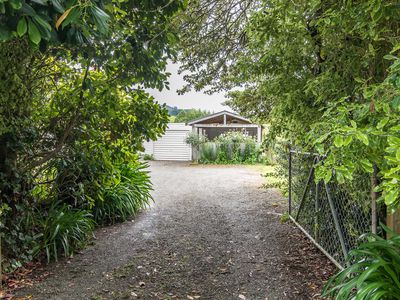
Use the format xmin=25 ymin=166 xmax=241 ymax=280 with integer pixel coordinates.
xmin=187 ymin=110 xmax=252 ymax=126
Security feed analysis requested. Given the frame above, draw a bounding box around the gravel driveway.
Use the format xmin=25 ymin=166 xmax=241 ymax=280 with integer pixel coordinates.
xmin=17 ymin=162 xmax=334 ymax=299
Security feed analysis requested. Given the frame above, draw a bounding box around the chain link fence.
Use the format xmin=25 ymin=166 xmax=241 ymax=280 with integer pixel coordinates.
xmin=288 ymin=149 xmax=375 ymax=268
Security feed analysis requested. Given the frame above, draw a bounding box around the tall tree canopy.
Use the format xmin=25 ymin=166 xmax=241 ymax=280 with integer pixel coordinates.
xmin=178 ymin=0 xmax=400 ymax=210
xmin=177 ymin=0 xmax=258 ymax=94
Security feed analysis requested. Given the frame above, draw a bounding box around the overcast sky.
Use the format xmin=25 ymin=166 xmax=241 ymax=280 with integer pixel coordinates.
xmin=148 ymin=62 xmax=231 ymax=112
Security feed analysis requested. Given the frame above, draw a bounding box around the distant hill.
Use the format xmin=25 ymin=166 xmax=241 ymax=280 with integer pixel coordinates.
xmin=165 ymin=105 xmax=192 ymax=116
xmin=165 ymin=105 xmax=180 ymax=116
xmin=165 ymin=106 xmax=211 ymax=123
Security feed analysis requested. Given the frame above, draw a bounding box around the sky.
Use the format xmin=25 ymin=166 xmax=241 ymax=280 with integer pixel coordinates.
xmin=148 ymin=62 xmax=231 ymax=112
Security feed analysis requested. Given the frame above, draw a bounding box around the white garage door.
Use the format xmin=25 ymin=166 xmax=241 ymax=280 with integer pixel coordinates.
xmin=144 ymin=123 xmax=192 ymax=161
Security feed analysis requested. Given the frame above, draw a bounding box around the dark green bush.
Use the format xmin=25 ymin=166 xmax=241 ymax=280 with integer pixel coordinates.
xmin=0 ymin=203 xmax=41 ymax=272
xmin=93 ymin=162 xmax=152 ymax=225
xmin=37 ymin=202 xmax=95 ymax=262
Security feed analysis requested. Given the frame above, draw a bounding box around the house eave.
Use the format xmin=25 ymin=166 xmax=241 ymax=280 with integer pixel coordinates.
xmin=192 ymin=124 xmax=260 ymax=128
xmin=187 ymin=110 xmax=252 ymax=125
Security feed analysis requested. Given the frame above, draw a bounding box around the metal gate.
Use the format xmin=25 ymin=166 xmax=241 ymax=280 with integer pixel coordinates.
xmin=288 ymin=149 xmax=374 ymax=268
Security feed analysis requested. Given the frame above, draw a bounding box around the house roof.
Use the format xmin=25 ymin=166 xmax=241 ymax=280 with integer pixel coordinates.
xmin=187 ymin=110 xmax=252 ymax=125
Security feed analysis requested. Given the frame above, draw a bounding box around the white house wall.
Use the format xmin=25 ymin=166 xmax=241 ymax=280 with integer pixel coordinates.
xmin=143 ymin=123 xmax=192 ymax=161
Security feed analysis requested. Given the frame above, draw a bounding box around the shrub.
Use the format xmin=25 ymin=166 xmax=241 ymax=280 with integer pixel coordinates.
xmin=143 ymin=153 xmax=154 ymax=161
xmin=185 ymin=132 xmax=208 ymax=147
xmin=37 ymin=202 xmax=95 ymax=262
xmin=323 ymin=226 xmax=400 ymax=299
xmin=0 ymin=203 xmax=41 ymax=272
xmin=199 ymin=142 xmax=218 ymax=162
xmin=199 ymin=131 xmax=261 ymax=164
xmin=93 ymin=162 xmax=152 ymax=225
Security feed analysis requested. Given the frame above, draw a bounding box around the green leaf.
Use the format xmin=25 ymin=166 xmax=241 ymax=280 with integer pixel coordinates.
xmin=61 ymin=7 xmax=81 ymax=30
xmin=368 ymin=43 xmax=374 ymax=53
xmin=31 ymin=0 xmax=47 ymax=5
xmin=388 ymin=136 xmax=400 ymax=146
xmin=28 ymin=19 xmax=41 ymax=44
xmin=9 ymin=0 xmax=22 ymax=10
xmin=360 ymin=159 xmax=373 ymax=173
xmin=0 ymin=25 xmax=11 ymax=41
xmin=51 ymin=0 xmax=64 ymax=13
xmin=324 ymin=170 xmax=332 ymax=183
xmin=396 ymin=148 xmax=400 ymax=161
xmin=377 ymin=117 xmax=389 ymax=129
xmin=343 ymin=135 xmax=353 ymax=146
xmin=33 ymin=15 xmax=52 ymax=32
xmin=17 ymin=18 xmax=27 ymax=37
xmin=356 ymin=132 xmax=369 ymax=145
xmin=391 ymin=96 xmax=400 ymax=110
xmin=390 ymin=43 xmax=400 ymax=54
xmin=334 ymin=135 xmax=344 ymax=147
xmin=385 ymin=190 xmax=399 ymax=206
xmin=384 ymin=54 xmax=398 ymax=61
xmin=21 ymin=3 xmax=36 ymax=16
xmin=90 ymin=6 xmax=110 ymax=34
xmin=336 ymin=171 xmax=345 ymax=184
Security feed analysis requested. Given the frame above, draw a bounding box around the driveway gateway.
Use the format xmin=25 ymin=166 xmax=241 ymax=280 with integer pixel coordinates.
xmin=17 ymin=162 xmax=334 ymax=299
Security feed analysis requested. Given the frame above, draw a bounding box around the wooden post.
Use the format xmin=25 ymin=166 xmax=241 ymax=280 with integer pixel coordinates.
xmin=371 ymin=164 xmax=378 ymax=234
xmin=257 ymin=126 xmax=262 ymax=143
xmin=387 ymin=209 xmax=400 ymax=235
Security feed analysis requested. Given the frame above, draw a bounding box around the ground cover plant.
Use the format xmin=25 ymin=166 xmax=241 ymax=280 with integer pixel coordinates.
xmin=0 ymin=0 xmax=186 ymax=278
xmin=323 ymin=226 xmax=400 ymax=299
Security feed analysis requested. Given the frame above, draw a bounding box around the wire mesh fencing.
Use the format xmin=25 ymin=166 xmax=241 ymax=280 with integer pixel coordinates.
xmin=288 ymin=149 xmax=374 ymax=268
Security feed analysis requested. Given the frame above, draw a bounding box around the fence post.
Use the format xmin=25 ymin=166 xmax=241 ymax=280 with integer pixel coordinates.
xmin=295 ymin=156 xmax=317 ymax=222
xmin=288 ymin=145 xmax=292 ymax=215
xmin=371 ymin=164 xmax=378 ymax=234
xmin=325 ymin=183 xmax=348 ymax=260
xmin=387 ymin=209 xmax=400 ymax=236
xmin=314 ymin=181 xmax=320 ymax=242
xmin=313 ymin=156 xmax=320 ymax=241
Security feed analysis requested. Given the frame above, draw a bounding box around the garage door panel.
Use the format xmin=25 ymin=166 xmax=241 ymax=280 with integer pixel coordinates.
xmin=153 ymin=128 xmax=192 ymax=161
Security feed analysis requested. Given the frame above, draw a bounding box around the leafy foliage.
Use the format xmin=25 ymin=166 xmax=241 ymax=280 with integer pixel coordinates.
xmin=0 ymin=0 xmax=185 ymax=272
xmin=323 ymin=226 xmax=400 ymax=299
xmin=174 ymin=108 xmax=211 ymax=123
xmin=177 ymin=0 xmax=259 ymax=94
xmin=185 ymin=132 xmax=208 ymax=147
xmin=179 ymin=0 xmax=400 ymax=210
xmin=37 ymin=203 xmax=95 ymax=262
xmin=199 ymin=131 xmax=261 ymax=164
xmin=93 ymin=163 xmax=153 ymax=225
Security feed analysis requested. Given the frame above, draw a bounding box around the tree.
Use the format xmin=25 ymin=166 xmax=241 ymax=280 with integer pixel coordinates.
xmin=179 ymin=0 xmax=400 ymax=211
xmin=177 ymin=0 xmax=259 ymax=94
xmin=0 ymin=0 xmax=186 ymax=269
xmin=174 ymin=108 xmax=211 ymax=123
